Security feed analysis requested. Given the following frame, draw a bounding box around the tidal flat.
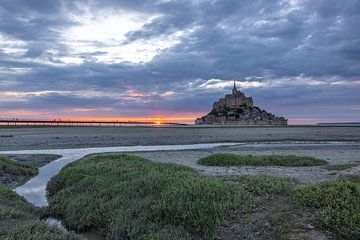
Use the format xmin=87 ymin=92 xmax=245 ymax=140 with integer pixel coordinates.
xmin=0 ymin=126 xmax=359 ymax=239
xmin=1 ymin=125 xmax=360 ymax=151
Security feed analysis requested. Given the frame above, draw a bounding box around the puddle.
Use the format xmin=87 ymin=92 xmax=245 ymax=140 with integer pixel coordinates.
xmin=46 ymin=217 xmax=103 ymax=239
xmin=46 ymin=217 xmax=66 ymax=231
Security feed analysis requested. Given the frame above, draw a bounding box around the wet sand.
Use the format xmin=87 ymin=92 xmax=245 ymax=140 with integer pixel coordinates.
xmin=1 ymin=126 xmax=359 ymax=184
xmin=0 ymin=126 xmax=360 ymax=151
xmin=94 ymin=142 xmax=360 ymax=183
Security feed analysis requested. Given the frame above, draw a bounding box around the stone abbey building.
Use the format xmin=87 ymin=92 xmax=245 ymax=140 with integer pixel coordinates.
xmin=195 ymin=82 xmax=287 ymax=125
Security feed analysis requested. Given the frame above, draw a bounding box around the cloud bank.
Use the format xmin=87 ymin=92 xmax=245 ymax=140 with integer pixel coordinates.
xmin=0 ymin=0 xmax=359 ymax=123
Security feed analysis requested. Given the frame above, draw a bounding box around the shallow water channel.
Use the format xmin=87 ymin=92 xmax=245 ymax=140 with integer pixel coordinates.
xmin=0 ymin=143 xmax=239 ymax=239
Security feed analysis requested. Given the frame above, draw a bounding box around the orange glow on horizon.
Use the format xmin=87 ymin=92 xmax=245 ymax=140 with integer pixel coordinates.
xmin=69 ymin=116 xmax=197 ymax=124
xmin=1 ymin=110 xmax=200 ymax=122
xmin=1 ymin=111 xmax=357 ymax=125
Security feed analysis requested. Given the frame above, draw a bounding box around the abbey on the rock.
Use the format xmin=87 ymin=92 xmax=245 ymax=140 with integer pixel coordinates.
xmin=195 ymin=82 xmax=287 ymax=125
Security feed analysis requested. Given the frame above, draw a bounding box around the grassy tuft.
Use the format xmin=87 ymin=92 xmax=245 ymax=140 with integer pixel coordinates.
xmin=293 ymin=180 xmax=360 ymax=239
xmin=0 ymin=220 xmax=82 ymax=240
xmin=241 ymin=175 xmax=296 ymax=196
xmin=197 ymin=153 xmax=328 ymax=167
xmin=0 ymin=186 xmax=35 ymax=220
xmin=0 ymin=156 xmax=37 ymax=177
xmin=0 ymin=186 xmax=82 ymax=240
xmin=47 ymin=154 xmax=247 ymax=239
xmin=153 ymin=177 xmax=250 ymax=238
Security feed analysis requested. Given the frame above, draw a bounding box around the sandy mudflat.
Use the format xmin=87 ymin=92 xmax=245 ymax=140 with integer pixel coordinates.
xmin=1 ymin=126 xmax=359 ymax=183
xmin=0 ymin=126 xmax=360 ymax=151
xmin=84 ymin=142 xmax=360 ymax=183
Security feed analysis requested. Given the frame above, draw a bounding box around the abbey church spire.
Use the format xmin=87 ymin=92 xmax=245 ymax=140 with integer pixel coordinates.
xmin=232 ymin=81 xmax=237 ymax=94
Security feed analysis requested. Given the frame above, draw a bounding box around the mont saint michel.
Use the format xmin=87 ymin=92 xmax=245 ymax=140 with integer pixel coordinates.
xmin=195 ymin=82 xmax=287 ymax=125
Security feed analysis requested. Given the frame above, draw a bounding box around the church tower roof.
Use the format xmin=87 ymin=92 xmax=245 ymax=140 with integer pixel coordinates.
xmin=232 ymin=81 xmax=237 ymax=94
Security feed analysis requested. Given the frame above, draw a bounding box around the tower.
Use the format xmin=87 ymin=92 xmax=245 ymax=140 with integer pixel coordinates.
xmin=232 ymin=81 xmax=237 ymax=94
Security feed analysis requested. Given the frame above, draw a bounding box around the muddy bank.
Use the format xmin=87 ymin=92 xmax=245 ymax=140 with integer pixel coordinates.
xmin=1 ymin=126 xmax=360 ymax=151
xmin=218 ymin=195 xmax=327 ymax=240
xmin=3 ymin=154 xmax=62 ymax=168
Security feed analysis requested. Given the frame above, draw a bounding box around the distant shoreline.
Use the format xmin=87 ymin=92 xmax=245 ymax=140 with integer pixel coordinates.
xmin=317 ymin=122 xmax=360 ymax=126
xmin=1 ymin=124 xmax=360 ymax=129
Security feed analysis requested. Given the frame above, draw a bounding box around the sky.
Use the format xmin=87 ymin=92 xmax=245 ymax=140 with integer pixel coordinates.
xmin=0 ymin=0 xmax=359 ymax=124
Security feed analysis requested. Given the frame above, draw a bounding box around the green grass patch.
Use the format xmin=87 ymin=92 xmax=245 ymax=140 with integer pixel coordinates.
xmin=47 ymin=154 xmax=249 ymax=239
xmin=241 ymin=175 xmax=296 ymax=196
xmin=323 ymin=163 xmax=359 ymax=171
xmin=220 ymin=175 xmax=296 ymax=197
xmin=0 ymin=156 xmax=37 ymax=177
xmin=0 ymin=186 xmax=35 ymax=220
xmin=293 ymin=180 xmax=360 ymax=239
xmin=47 ymin=155 xmax=299 ymax=239
xmin=197 ymin=153 xmax=328 ymax=167
xmin=0 ymin=186 xmax=81 ymax=240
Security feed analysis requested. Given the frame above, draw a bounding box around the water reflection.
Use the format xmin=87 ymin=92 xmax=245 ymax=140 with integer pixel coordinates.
xmin=46 ymin=217 xmax=66 ymax=231
xmin=15 ymin=153 xmax=84 ymax=206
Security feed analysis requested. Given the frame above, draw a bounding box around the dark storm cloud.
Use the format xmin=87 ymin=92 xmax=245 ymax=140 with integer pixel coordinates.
xmin=0 ymin=0 xmax=359 ymax=122
xmin=0 ymin=1 xmax=75 ymax=40
xmin=0 ymin=92 xmax=121 ymax=113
